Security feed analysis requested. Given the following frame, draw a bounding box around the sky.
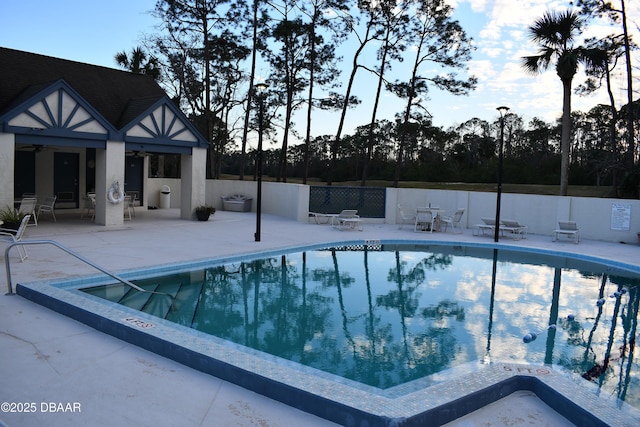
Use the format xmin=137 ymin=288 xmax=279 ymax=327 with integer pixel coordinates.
xmin=1 ymin=0 xmax=638 ymax=142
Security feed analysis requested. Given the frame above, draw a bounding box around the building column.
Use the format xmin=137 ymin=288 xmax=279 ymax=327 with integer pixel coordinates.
xmin=95 ymin=141 xmax=125 ymax=226
xmin=0 ymin=133 xmax=16 ymax=208
xmin=180 ymin=147 xmax=206 ymax=220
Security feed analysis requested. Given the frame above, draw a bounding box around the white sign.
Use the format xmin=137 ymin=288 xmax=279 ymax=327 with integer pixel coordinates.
xmin=611 ymin=203 xmax=631 ymax=231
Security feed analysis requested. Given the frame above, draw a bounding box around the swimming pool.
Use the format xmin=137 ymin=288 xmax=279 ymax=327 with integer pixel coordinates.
xmin=17 ymin=241 xmax=640 ymax=426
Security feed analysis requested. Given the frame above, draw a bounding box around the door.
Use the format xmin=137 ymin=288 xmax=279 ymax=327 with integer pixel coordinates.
xmin=125 ymin=155 xmax=144 ymax=206
xmin=14 ymin=151 xmax=36 ymax=198
xmin=54 ymin=152 xmax=79 ymax=208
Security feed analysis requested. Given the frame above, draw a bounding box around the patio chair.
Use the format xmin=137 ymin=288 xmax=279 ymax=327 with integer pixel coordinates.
xmin=125 ymin=192 xmax=137 ymax=218
xmin=553 ymin=221 xmax=580 ymax=244
xmin=123 ymin=195 xmax=133 ymax=221
xmin=415 ymin=208 xmax=435 ymax=232
xmin=333 ymin=210 xmax=363 ymax=231
xmin=439 ymin=208 xmax=465 ymax=233
xmin=17 ymin=196 xmax=38 ymax=226
xmin=81 ymin=193 xmax=96 ymax=220
xmin=501 ymin=219 xmax=528 ymax=239
xmin=473 ymin=217 xmax=496 ymax=236
xmin=36 ymin=195 xmax=57 ymax=222
xmin=397 ymin=204 xmax=415 ymax=229
xmin=0 ymin=214 xmax=31 ymax=261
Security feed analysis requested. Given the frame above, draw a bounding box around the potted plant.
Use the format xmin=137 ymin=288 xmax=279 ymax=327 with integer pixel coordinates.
xmin=0 ymin=206 xmax=25 ymax=230
xmin=194 ymin=205 xmax=215 ymax=221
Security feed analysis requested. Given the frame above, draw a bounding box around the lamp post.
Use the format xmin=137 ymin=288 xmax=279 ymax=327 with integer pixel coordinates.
xmin=494 ymin=106 xmax=509 ymax=243
xmin=254 ymin=82 xmax=268 ymax=242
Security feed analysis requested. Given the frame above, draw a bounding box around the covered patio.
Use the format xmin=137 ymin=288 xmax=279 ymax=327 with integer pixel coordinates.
xmin=0 ymin=47 xmax=209 ymax=225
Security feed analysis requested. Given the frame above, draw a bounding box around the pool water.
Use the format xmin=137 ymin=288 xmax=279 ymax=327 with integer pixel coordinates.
xmin=82 ymin=243 xmax=640 ymax=408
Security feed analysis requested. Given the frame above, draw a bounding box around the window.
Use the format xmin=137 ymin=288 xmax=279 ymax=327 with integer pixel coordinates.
xmin=149 ymin=154 xmax=181 ymax=178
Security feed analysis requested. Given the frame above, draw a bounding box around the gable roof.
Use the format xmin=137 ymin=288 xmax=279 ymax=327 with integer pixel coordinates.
xmin=0 ymin=47 xmax=166 ymax=130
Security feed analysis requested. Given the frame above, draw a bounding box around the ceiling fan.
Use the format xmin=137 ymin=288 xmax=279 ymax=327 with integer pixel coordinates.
xmin=18 ymin=144 xmax=54 ymax=153
xmin=126 ymin=150 xmax=150 ymax=158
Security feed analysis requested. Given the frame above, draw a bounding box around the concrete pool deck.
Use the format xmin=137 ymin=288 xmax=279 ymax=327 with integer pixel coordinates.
xmin=1 ymin=208 xmax=640 ymax=426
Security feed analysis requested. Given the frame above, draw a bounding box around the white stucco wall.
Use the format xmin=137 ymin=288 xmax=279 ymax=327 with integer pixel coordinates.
xmin=394 ymin=188 xmax=640 ymax=244
xmin=95 ymin=141 xmax=125 ymax=226
xmin=144 ymin=178 xmax=640 ymax=244
xmin=146 ymin=178 xmax=181 ymax=209
xmin=180 ymin=147 xmax=207 ymax=219
xmin=0 ymin=133 xmax=15 ymax=209
xmin=206 ymin=180 xmax=309 ymax=222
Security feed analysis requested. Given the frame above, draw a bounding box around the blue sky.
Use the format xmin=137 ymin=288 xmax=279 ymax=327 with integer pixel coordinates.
xmin=2 ymin=0 xmax=638 ymax=141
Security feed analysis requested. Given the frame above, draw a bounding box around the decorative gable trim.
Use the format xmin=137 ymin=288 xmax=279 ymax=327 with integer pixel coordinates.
xmin=122 ymin=97 xmax=208 ymax=153
xmin=1 ymin=80 xmax=117 ymax=140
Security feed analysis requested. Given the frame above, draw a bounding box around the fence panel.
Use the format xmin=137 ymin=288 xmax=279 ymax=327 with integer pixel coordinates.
xmin=309 ymin=186 xmax=385 ymax=218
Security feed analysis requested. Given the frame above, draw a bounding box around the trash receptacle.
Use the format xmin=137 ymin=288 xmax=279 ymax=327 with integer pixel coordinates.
xmin=160 ymin=185 xmax=171 ymax=209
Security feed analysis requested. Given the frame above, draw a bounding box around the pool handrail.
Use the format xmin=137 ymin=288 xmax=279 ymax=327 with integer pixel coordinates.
xmin=4 ymin=239 xmax=171 ymax=298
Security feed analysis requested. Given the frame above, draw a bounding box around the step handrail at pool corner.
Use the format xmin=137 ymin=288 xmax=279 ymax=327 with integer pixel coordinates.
xmin=4 ymin=239 xmax=169 ymax=298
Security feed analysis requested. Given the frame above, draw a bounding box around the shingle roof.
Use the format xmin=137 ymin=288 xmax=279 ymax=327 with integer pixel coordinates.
xmin=0 ymin=47 xmax=166 ymax=130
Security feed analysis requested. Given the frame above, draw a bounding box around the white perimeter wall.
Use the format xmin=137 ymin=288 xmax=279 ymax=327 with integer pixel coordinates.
xmin=145 ymin=179 xmax=640 ymax=244
xmin=205 ymin=180 xmax=309 ymax=222
xmin=388 ymin=187 xmax=640 ymax=244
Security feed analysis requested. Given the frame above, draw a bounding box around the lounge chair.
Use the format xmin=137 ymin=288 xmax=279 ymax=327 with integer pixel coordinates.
xmin=440 ymin=208 xmax=465 ymax=233
xmin=308 ymin=212 xmax=337 ymax=224
xmin=553 ymin=221 xmax=580 ymax=243
xmin=333 ymin=209 xmax=362 ymax=231
xmin=414 ymin=208 xmax=436 ymax=232
xmin=36 ymin=195 xmax=57 ymax=222
xmin=501 ymin=219 xmax=528 ymax=239
xmin=473 ymin=217 xmax=496 ymax=236
xmin=0 ymin=214 xmax=31 ymax=261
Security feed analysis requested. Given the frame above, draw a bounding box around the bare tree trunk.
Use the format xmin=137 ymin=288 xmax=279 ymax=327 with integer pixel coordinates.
xmin=239 ymin=0 xmax=259 ymax=181
xmin=328 ymin=22 xmax=374 ymax=185
xmin=620 ymin=0 xmax=635 ymax=172
xmin=560 ymin=79 xmax=572 ymax=196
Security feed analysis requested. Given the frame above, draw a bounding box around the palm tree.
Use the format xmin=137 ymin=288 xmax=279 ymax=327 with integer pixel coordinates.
xmin=522 ymin=10 xmax=605 ymax=196
xmin=114 ymin=47 xmax=160 ymax=80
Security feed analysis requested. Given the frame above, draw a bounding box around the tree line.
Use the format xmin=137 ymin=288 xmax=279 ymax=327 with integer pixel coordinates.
xmin=115 ymin=0 xmax=638 ymax=198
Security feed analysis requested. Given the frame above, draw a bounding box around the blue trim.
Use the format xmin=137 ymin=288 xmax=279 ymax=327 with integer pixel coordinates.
xmin=16 ymin=133 xmax=107 ymax=149
xmin=0 ymin=80 xmax=118 ymax=139
xmin=124 ymin=141 xmax=193 ymax=154
xmin=121 ymin=98 xmax=208 ymax=148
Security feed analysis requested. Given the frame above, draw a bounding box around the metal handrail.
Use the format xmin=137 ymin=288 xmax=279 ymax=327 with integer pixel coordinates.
xmin=4 ymin=239 xmax=170 ymax=298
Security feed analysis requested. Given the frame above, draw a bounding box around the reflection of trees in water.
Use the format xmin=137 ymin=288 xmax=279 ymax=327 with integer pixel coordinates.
xmin=198 ymin=249 xmax=465 ymax=388
xmin=618 ymin=283 xmax=639 ymax=402
xmin=554 ymin=272 xmax=640 ymax=405
xmin=138 ymin=247 xmax=640 ymax=397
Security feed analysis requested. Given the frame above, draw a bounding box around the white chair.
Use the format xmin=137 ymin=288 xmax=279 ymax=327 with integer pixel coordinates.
xmin=17 ymin=197 xmax=38 ymax=226
xmin=125 ymin=192 xmax=137 ymax=218
xmin=123 ymin=195 xmax=133 ymax=221
xmin=36 ymin=195 xmax=57 ymax=222
xmin=554 ymin=221 xmax=580 ymax=243
xmin=397 ymin=204 xmax=415 ymax=229
xmin=440 ymin=208 xmax=465 ymax=233
xmin=0 ymin=214 xmax=31 ymax=261
xmin=501 ymin=219 xmax=528 ymax=239
xmin=81 ymin=193 xmax=96 ymax=220
xmin=333 ymin=209 xmax=362 ymax=231
xmin=415 ymin=208 xmax=435 ymax=232
xmin=473 ymin=217 xmax=496 ymax=236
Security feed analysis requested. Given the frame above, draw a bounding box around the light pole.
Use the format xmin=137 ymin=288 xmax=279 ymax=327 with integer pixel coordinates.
xmin=494 ymin=106 xmax=509 ymax=243
xmin=254 ymin=82 xmax=268 ymax=242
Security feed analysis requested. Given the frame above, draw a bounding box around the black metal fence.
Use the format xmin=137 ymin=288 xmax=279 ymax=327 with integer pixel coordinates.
xmin=309 ymin=186 xmax=386 ymax=218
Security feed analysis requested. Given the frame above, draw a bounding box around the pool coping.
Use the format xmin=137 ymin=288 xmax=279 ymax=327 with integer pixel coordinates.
xmin=15 ymin=239 xmax=640 ymax=426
